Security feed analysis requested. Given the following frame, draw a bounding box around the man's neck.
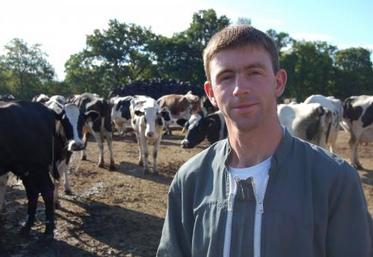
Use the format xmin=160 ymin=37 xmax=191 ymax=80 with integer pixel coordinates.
xmin=227 ymin=122 xmax=283 ymax=168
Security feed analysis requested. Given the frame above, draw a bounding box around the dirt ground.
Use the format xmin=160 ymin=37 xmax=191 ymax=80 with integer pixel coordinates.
xmin=0 ymin=130 xmax=372 ymax=257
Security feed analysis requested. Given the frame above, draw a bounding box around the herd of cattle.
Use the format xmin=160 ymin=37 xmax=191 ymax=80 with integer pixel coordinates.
xmin=0 ymin=90 xmax=372 ymax=240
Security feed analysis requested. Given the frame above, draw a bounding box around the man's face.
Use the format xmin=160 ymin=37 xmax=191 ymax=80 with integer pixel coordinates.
xmin=204 ymin=45 xmax=286 ymax=132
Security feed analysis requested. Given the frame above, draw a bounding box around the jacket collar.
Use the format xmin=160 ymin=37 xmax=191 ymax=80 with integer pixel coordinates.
xmin=221 ymin=126 xmax=294 ymax=174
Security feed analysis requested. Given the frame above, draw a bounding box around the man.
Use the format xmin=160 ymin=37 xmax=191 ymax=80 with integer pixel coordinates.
xmin=157 ymin=25 xmax=372 ymax=257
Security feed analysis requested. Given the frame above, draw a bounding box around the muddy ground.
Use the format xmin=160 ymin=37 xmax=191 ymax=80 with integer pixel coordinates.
xmin=0 ymin=130 xmax=372 ymax=257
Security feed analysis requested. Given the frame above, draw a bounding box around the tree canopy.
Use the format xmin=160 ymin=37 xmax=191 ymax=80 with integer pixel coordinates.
xmin=0 ymin=9 xmax=371 ymax=100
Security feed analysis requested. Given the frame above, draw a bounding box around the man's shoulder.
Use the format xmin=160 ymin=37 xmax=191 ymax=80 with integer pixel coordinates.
xmin=291 ymin=136 xmax=356 ymax=179
xmin=175 ymin=139 xmax=227 ymax=181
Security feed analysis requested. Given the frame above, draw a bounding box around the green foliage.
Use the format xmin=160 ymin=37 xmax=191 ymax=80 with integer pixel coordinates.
xmin=280 ymin=41 xmax=337 ymax=101
xmin=64 ymin=20 xmax=157 ymax=96
xmin=334 ymin=48 xmax=373 ymax=98
xmin=147 ymin=9 xmax=230 ymax=87
xmin=0 ymin=38 xmax=55 ymax=99
xmin=266 ymin=29 xmax=294 ymax=52
xmin=0 ymin=9 xmax=371 ymax=101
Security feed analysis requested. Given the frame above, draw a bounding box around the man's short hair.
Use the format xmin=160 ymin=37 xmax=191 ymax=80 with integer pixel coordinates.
xmin=203 ymin=25 xmax=279 ymax=81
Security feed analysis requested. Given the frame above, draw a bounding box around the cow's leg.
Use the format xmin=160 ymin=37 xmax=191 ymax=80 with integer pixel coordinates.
xmin=329 ymin=133 xmax=338 ymax=154
xmin=81 ymin=149 xmax=87 ymax=161
xmin=349 ymin=133 xmax=363 ymax=169
xmin=91 ymin=132 xmax=105 ymax=168
xmin=105 ymin=132 xmax=116 ymax=170
xmin=81 ymin=131 xmax=89 ymax=161
xmin=53 ymin=176 xmax=61 ymax=209
xmin=117 ymin=121 xmax=125 ymax=136
xmin=20 ymin=175 xmax=39 ymax=236
xmin=163 ymin=123 xmax=172 ymax=136
xmin=134 ymin=133 xmax=143 ymax=166
xmin=63 ymin=170 xmax=73 ymax=195
xmin=138 ymin=135 xmax=149 ymax=174
xmin=0 ymin=174 xmax=9 ymax=212
xmin=63 ymin=152 xmax=73 ymax=195
xmin=39 ymin=172 xmax=55 ymax=237
xmin=152 ymin=139 xmax=161 ymax=174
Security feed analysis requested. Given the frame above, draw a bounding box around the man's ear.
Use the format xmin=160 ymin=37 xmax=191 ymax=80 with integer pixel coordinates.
xmin=275 ymin=69 xmax=287 ymax=98
xmin=204 ymin=81 xmax=218 ymax=107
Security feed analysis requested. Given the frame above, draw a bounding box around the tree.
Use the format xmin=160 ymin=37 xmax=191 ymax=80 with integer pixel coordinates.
xmin=0 ymin=38 xmax=55 ymax=99
xmin=281 ymin=41 xmax=336 ymax=101
xmin=149 ymin=9 xmax=230 ymax=86
xmin=334 ymin=48 xmax=373 ymax=98
xmin=236 ymin=17 xmax=251 ymax=25
xmin=266 ymin=29 xmax=294 ymax=52
xmin=64 ymin=20 xmax=157 ymax=96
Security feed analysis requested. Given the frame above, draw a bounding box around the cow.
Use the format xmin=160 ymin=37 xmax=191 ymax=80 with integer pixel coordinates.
xmin=130 ymin=95 xmax=165 ymax=174
xmin=72 ymin=93 xmax=116 ymax=170
xmin=157 ymin=91 xmax=206 ymax=135
xmin=0 ymin=94 xmax=15 ymax=101
xmin=341 ymin=95 xmax=373 ymax=169
xmin=0 ymin=100 xmax=97 ymax=237
xmin=0 ymin=100 xmax=93 ymax=238
xmin=277 ymin=102 xmax=333 ymax=149
xmin=110 ymin=95 xmax=134 ymax=136
xmin=181 ymin=111 xmax=227 ymax=148
xmin=304 ymin=94 xmax=344 ymax=153
xmin=45 ymin=97 xmax=98 ymax=207
xmin=32 ymin=93 xmax=50 ymax=104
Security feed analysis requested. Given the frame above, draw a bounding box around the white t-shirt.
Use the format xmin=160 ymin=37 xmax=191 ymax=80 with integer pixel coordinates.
xmin=226 ymin=156 xmax=271 ymax=257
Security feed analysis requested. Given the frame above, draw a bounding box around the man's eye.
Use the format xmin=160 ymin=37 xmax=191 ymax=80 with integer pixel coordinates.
xmin=248 ymin=70 xmax=262 ymax=76
xmin=220 ymin=75 xmax=233 ymax=81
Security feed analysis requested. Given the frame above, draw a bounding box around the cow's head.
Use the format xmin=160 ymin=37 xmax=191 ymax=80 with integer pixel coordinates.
xmin=118 ymin=99 xmax=132 ymax=120
xmin=132 ymin=97 xmax=164 ymax=139
xmin=55 ymin=103 xmax=99 ymax=151
xmin=181 ymin=113 xmax=209 ymax=148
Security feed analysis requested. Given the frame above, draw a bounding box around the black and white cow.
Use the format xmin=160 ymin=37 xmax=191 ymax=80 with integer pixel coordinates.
xmin=110 ymin=95 xmax=134 ymax=135
xmin=45 ymin=97 xmax=98 ymax=206
xmin=304 ymin=94 xmax=344 ymax=153
xmin=130 ymin=95 xmax=165 ymax=174
xmin=73 ymin=93 xmax=116 ymax=170
xmin=277 ymin=102 xmax=333 ymax=148
xmin=32 ymin=93 xmax=50 ymax=104
xmin=0 ymin=100 xmax=94 ymax=238
xmin=181 ymin=111 xmax=227 ymax=148
xmin=0 ymin=94 xmax=15 ymax=101
xmin=157 ymin=91 xmax=206 ymax=135
xmin=341 ymin=95 xmax=373 ymax=169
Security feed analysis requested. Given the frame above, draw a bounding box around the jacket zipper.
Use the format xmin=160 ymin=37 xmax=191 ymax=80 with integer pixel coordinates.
xmin=223 ymin=175 xmax=239 ymax=257
xmin=251 ymin=175 xmax=269 ymax=257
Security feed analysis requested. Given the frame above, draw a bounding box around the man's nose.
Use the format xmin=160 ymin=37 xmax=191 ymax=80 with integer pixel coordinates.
xmin=233 ymin=74 xmax=250 ymax=96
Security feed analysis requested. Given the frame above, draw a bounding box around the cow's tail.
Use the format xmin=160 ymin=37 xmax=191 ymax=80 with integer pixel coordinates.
xmin=51 ymin=161 xmax=60 ymax=180
xmin=51 ymin=119 xmax=60 ymax=181
xmin=325 ymin=122 xmax=332 ymax=146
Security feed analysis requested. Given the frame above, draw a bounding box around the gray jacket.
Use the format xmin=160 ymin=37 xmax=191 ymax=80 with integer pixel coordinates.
xmin=157 ymin=129 xmax=373 ymax=257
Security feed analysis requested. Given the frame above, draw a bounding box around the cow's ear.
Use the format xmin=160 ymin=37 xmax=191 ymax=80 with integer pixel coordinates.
xmin=135 ymin=110 xmax=144 ymax=116
xmin=161 ymin=110 xmax=171 ymax=121
xmin=51 ymin=109 xmax=64 ymax=120
xmin=84 ymin=110 xmax=100 ymax=122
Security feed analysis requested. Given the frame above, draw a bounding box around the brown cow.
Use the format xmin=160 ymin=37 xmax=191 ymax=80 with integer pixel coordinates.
xmin=157 ymin=91 xmax=206 ymax=135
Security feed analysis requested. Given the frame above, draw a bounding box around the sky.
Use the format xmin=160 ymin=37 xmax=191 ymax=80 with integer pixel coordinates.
xmin=1 ymin=0 xmax=372 ymax=81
